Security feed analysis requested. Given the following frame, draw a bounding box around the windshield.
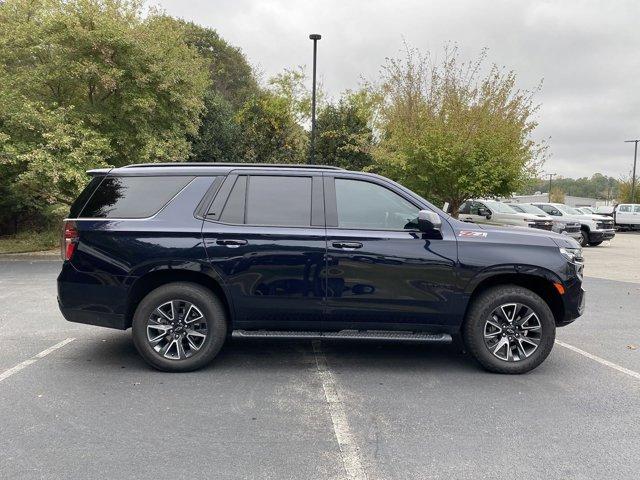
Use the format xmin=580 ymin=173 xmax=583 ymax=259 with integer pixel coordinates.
xmin=581 ymin=207 xmax=594 ymax=214
xmin=508 ymin=203 xmax=546 ymax=215
xmin=483 ymin=200 xmax=518 ymax=214
xmin=556 ymin=204 xmax=583 ymax=215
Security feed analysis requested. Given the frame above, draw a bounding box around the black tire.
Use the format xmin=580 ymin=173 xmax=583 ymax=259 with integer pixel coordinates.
xmin=589 ymin=241 xmax=603 ymax=246
xmin=579 ymin=230 xmax=589 ymax=247
xmin=132 ymin=282 xmax=228 ymax=372
xmin=462 ymin=285 xmax=556 ymax=374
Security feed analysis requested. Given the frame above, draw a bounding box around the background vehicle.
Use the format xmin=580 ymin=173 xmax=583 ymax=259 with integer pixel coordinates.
xmin=595 ymin=205 xmax=614 ymax=216
xmin=507 ymin=203 xmax=582 ymax=242
xmin=58 ymin=164 xmax=585 ymax=375
xmin=532 ymin=202 xmax=615 ymax=247
xmin=576 ymin=207 xmax=595 ymax=215
xmin=458 ymin=199 xmax=553 ymax=230
xmin=613 ymin=204 xmax=640 ymax=230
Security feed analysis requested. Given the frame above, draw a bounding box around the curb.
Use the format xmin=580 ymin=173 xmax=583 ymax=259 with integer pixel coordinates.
xmin=0 ymin=250 xmax=60 ymax=261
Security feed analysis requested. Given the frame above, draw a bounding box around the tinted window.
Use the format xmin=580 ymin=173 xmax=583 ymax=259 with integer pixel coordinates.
xmin=80 ymin=176 xmax=193 ymax=218
xmin=634 ymin=205 xmax=640 ymax=213
xmin=69 ymin=176 xmax=103 ymax=218
xmin=335 ymin=179 xmax=419 ymax=230
xmin=220 ymin=176 xmax=247 ymax=223
xmin=246 ymin=176 xmax=312 ymax=226
xmin=459 ymin=202 xmax=470 ymax=214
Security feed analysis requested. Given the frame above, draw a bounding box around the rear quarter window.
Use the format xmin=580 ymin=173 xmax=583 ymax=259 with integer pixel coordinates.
xmin=69 ymin=176 xmax=104 ymax=218
xmin=79 ymin=176 xmax=193 ymax=218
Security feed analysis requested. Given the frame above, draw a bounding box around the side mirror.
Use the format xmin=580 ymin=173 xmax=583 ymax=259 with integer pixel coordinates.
xmin=418 ymin=210 xmax=442 ymax=232
xmin=477 ymin=207 xmax=491 ymax=219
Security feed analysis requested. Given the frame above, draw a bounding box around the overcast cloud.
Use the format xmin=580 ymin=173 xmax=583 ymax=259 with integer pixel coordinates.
xmin=152 ymin=0 xmax=640 ymax=179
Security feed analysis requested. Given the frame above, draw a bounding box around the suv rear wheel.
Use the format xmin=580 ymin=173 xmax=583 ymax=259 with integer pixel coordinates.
xmin=132 ymin=282 xmax=227 ymax=372
xmin=463 ymin=285 xmax=556 ymax=374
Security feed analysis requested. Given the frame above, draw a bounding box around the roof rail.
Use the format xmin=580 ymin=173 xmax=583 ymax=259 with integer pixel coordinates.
xmin=121 ymin=162 xmax=344 ymax=170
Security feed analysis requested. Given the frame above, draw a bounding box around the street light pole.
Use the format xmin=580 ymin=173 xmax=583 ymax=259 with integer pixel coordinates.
xmin=309 ymin=34 xmax=321 ymax=165
xmin=547 ymin=173 xmax=556 ymax=202
xmin=624 ymin=139 xmax=639 ymax=202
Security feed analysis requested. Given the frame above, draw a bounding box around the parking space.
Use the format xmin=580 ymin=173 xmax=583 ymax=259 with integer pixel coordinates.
xmin=0 ymin=234 xmax=639 ymax=479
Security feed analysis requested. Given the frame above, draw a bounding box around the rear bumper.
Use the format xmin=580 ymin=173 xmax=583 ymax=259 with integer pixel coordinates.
xmin=57 ymin=262 xmax=130 ymax=330
xmin=58 ymin=300 xmax=128 ymax=330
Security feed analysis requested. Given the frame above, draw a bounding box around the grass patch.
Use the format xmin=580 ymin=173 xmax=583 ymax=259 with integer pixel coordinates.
xmin=0 ymin=229 xmax=59 ymax=254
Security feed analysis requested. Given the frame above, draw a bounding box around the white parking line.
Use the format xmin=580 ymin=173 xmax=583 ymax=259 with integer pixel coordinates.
xmin=312 ymin=340 xmax=368 ymax=480
xmin=556 ymin=340 xmax=640 ymax=381
xmin=0 ymin=338 xmax=75 ymax=384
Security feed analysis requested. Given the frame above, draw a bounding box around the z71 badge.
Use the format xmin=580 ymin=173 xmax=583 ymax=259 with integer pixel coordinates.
xmin=458 ymin=230 xmax=488 ymax=238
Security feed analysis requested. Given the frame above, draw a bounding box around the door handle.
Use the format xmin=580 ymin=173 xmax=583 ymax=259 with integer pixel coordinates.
xmin=216 ymin=239 xmax=248 ymax=248
xmin=332 ymin=241 xmax=363 ymax=250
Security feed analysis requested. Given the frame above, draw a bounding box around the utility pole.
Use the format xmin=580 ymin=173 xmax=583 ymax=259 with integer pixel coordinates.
xmin=547 ymin=173 xmax=556 ymax=202
xmin=309 ymin=34 xmax=321 ymax=165
xmin=624 ymin=139 xmax=639 ymax=202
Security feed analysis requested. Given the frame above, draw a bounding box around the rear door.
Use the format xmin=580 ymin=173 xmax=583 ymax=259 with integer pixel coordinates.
xmin=323 ymin=174 xmax=459 ymax=330
xmin=201 ymin=171 xmax=326 ymax=330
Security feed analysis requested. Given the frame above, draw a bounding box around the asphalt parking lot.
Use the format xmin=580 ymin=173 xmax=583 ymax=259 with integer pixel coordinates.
xmin=1 ymin=233 xmax=639 ymax=480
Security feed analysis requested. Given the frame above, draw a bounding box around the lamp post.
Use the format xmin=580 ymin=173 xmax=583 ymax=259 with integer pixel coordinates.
xmin=624 ymin=139 xmax=639 ymax=202
xmin=547 ymin=173 xmax=556 ymax=202
xmin=309 ymin=34 xmax=321 ymax=165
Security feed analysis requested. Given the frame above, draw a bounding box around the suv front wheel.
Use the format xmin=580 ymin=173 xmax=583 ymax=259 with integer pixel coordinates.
xmin=463 ymin=285 xmax=556 ymax=374
xmin=132 ymin=282 xmax=228 ymax=372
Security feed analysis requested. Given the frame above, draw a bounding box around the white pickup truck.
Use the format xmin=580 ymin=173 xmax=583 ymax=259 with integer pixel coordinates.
xmin=458 ymin=199 xmax=554 ymax=230
xmin=531 ymin=202 xmax=615 ymax=246
xmin=612 ymin=204 xmax=640 ymax=230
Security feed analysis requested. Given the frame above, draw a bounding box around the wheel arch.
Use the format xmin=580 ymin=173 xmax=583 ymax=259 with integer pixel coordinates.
xmin=125 ymin=269 xmax=233 ymax=329
xmin=463 ymin=270 xmax=565 ymax=326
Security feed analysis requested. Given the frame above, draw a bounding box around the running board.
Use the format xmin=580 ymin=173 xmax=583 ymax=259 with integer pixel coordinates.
xmin=232 ymin=329 xmax=452 ymax=343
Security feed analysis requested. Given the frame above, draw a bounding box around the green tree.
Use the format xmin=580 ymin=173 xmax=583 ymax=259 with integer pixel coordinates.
xmin=549 ymin=187 xmax=565 ymax=203
xmin=174 ymin=20 xmax=259 ymax=162
xmin=234 ymin=90 xmax=307 ymax=164
xmin=0 ymin=0 xmax=209 ymax=229
xmin=315 ymin=90 xmax=376 ymax=169
xmin=369 ymin=45 xmax=546 ymax=215
xmin=618 ymin=175 xmax=640 ymax=203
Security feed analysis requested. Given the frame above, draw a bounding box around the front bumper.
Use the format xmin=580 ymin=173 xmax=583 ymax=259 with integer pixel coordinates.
xmin=557 ymin=273 xmax=585 ymax=327
xmin=560 ymin=229 xmax=583 ymax=242
xmin=589 ymin=229 xmax=615 ymax=243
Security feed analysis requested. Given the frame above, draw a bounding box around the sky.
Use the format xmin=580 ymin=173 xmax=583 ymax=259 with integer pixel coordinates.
xmin=151 ymin=0 xmax=640 ymax=179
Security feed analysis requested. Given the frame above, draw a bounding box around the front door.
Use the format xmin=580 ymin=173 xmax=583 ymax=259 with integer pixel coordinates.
xmin=323 ymin=175 xmax=459 ymax=331
xmin=202 ymin=172 xmax=326 ymax=329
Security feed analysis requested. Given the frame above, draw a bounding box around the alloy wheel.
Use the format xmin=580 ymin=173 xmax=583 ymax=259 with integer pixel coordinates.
xmin=483 ymin=303 xmax=542 ymax=362
xmin=146 ymin=300 xmax=208 ymax=360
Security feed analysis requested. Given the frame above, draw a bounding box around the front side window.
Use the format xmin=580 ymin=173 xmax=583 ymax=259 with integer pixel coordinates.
xmin=619 ymin=205 xmax=632 ymax=213
xmin=246 ymin=176 xmax=312 ymax=226
xmin=537 ymin=205 xmax=561 ymax=216
xmin=80 ymin=176 xmax=193 ymax=218
xmin=335 ymin=178 xmax=420 ymax=230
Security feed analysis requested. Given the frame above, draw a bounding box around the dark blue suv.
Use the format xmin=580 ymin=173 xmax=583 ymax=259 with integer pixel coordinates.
xmin=57 ymin=163 xmax=585 ymax=373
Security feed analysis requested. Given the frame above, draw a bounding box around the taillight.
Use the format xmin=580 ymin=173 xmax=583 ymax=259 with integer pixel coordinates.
xmin=61 ymin=221 xmax=79 ymax=261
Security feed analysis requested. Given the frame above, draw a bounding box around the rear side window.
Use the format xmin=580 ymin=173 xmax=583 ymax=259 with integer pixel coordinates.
xmin=79 ymin=176 xmax=193 ymax=218
xmin=246 ymin=176 xmax=312 ymax=226
xmin=69 ymin=176 xmax=104 ymax=218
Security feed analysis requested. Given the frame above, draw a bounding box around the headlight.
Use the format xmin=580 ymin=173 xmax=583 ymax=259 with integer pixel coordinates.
xmin=559 ymin=247 xmax=583 ymax=263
